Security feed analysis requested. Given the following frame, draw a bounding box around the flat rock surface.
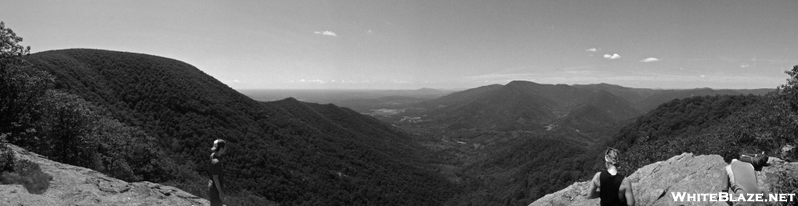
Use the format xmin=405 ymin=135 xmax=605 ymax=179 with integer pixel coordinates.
xmin=0 ymin=144 xmax=209 ymax=206
xmin=530 ymin=153 xmax=798 ymax=206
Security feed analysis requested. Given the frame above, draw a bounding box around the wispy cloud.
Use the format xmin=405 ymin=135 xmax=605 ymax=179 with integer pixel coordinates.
xmin=559 ymin=65 xmax=596 ymax=71
xmin=313 ymin=31 xmax=337 ymax=37
xmin=585 ymin=48 xmax=599 ymax=52
xmin=603 ymin=53 xmax=621 ymax=60
xmin=740 ymin=64 xmax=750 ymax=68
xmin=750 ymin=58 xmax=798 ymax=63
xmin=718 ymin=56 xmax=738 ymax=63
xmin=299 ymin=79 xmax=327 ymax=83
xmin=640 ymin=57 xmax=660 ymax=63
xmin=670 ymin=58 xmax=710 ymax=62
xmin=232 ymin=79 xmax=241 ymax=83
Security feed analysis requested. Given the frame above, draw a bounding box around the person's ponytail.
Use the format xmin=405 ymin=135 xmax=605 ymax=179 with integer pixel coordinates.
xmin=604 ymin=147 xmax=619 ymax=166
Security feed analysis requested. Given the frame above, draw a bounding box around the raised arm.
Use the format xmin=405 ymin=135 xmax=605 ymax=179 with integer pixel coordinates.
xmin=585 ymin=172 xmax=601 ymax=199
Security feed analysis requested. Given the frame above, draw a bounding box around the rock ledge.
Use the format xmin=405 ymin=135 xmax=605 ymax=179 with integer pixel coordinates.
xmin=0 ymin=144 xmax=209 ymax=206
xmin=530 ymin=153 xmax=797 ymax=206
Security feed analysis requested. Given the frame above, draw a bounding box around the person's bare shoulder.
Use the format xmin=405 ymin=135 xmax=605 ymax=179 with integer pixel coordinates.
xmin=620 ymin=176 xmax=633 ymax=190
xmin=592 ymin=172 xmax=601 ymax=185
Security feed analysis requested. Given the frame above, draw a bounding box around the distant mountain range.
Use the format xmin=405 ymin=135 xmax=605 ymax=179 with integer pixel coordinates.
xmin=240 ymin=88 xmax=454 ymax=114
xmin=404 ymin=80 xmax=771 ymax=133
xmin=240 ymin=88 xmax=452 ymax=102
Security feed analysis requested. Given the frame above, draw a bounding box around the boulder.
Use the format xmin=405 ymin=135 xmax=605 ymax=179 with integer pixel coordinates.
xmin=530 ymin=153 xmax=798 ymax=206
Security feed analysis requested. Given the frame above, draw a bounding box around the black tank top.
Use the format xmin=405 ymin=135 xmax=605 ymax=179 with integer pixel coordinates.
xmin=599 ymin=170 xmax=626 ymax=206
xmin=208 ymin=156 xmax=224 ymax=188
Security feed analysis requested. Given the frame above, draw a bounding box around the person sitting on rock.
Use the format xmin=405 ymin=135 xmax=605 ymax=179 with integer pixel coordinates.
xmin=722 ymin=153 xmax=764 ymax=206
xmin=585 ymin=147 xmax=635 ymax=206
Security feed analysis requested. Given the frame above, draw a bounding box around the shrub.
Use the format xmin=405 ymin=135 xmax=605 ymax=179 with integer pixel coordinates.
xmin=0 ymin=144 xmax=13 ymax=172
xmin=0 ymin=144 xmax=54 ymax=194
xmin=108 ymin=159 xmax=137 ymax=181
xmin=771 ymin=170 xmax=798 ymax=206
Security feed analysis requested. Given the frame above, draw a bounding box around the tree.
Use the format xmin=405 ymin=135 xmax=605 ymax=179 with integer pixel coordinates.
xmin=778 ymin=66 xmax=798 ymax=113
xmin=36 ymin=90 xmax=98 ymax=166
xmin=772 ymin=65 xmax=798 ymax=160
xmin=0 ymin=21 xmax=30 ymax=64
xmin=0 ymin=21 xmax=53 ymax=142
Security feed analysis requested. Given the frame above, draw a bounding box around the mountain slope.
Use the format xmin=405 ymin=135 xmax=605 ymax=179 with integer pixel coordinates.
xmin=416 ymin=81 xmax=641 ymax=132
xmin=572 ymin=84 xmax=773 ymax=112
xmin=395 ymin=82 xmax=645 ymax=205
xmin=387 ymin=80 xmax=776 ymax=205
xmin=445 ymin=137 xmax=600 ymax=205
xmin=636 ymin=88 xmax=748 ymax=112
xmin=607 ymin=94 xmax=789 ymax=175
xmin=529 ymin=77 xmax=798 ymax=205
xmin=407 ymin=81 xmax=772 ymax=135
xmin=25 ymin=49 xmax=457 ymax=205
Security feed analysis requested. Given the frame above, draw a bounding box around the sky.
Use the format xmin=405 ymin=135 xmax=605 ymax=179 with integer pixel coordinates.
xmin=2 ymin=0 xmax=797 ymax=90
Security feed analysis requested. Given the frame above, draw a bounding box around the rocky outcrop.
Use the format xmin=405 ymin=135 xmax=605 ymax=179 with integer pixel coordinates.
xmin=530 ymin=153 xmax=797 ymax=206
xmin=0 ymin=144 xmax=209 ymax=206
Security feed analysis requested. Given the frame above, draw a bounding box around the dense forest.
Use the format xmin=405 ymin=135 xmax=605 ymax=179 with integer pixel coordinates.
xmin=609 ymin=80 xmax=798 ymax=175
xmin=445 ymin=137 xmax=604 ymax=205
xmin=1 ymin=22 xmax=459 ymax=205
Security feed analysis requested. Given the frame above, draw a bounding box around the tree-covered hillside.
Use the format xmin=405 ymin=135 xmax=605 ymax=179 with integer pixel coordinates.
xmin=386 ymin=78 xmax=780 ymax=205
xmin=412 ymin=81 xmax=642 ymax=132
xmin=2 ymin=22 xmax=178 ymax=188
xmin=609 ymin=66 xmax=798 ymax=176
xmin=18 ymin=48 xmax=458 ymax=205
xmin=445 ymin=137 xmax=605 ymax=206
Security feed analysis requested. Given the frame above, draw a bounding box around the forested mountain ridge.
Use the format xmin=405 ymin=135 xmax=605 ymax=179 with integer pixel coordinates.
xmin=22 ymin=49 xmax=458 ymax=205
xmin=572 ymin=83 xmax=773 ymax=111
xmin=416 ymin=81 xmax=772 ymax=131
xmin=384 ymin=80 xmax=777 ymax=205
xmin=608 ymin=93 xmax=798 ymax=176
xmin=412 ymin=81 xmax=643 ymax=132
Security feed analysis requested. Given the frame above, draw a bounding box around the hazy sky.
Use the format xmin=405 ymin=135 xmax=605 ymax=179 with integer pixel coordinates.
xmin=3 ymin=0 xmax=797 ymax=89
